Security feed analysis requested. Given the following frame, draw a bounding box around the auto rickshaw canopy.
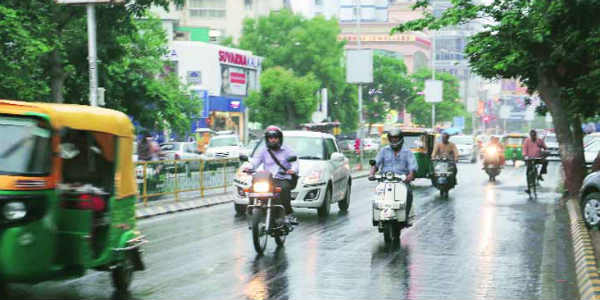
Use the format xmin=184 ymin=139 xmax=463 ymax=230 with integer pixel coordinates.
xmin=0 ymin=100 xmax=136 ymax=198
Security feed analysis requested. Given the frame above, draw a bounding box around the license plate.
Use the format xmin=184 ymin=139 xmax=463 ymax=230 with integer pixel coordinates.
xmin=381 ymin=208 xmax=394 ymax=219
xmin=438 ymin=177 xmax=447 ymax=184
xmin=248 ymin=192 xmax=274 ymax=198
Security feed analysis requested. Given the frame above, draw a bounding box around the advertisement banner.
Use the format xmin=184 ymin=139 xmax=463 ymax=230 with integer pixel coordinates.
xmin=221 ymin=65 xmax=248 ymax=96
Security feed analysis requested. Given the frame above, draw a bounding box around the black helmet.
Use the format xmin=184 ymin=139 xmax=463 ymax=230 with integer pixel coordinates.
xmin=387 ymin=128 xmax=404 ymax=151
xmin=264 ymin=125 xmax=283 ymax=150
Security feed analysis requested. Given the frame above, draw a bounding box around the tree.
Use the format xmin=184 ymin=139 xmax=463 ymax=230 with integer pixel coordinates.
xmin=408 ymin=69 xmax=467 ymax=127
xmin=245 ymin=67 xmax=320 ymax=129
xmin=0 ymin=1 xmax=195 ymax=135
xmin=363 ymin=55 xmax=417 ymax=131
xmin=394 ymin=0 xmax=600 ymax=195
xmin=239 ymin=10 xmax=357 ymax=130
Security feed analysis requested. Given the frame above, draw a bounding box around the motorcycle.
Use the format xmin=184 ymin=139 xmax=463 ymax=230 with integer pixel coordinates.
xmin=368 ymin=160 xmax=411 ymax=245
xmin=432 ymin=157 xmax=456 ymax=198
xmin=239 ymin=155 xmax=297 ymax=255
xmin=483 ymin=145 xmax=502 ymax=181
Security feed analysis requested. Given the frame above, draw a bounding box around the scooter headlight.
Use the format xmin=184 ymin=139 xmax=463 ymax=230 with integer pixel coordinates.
xmin=435 ymin=162 xmax=449 ymax=173
xmin=488 ymin=147 xmax=497 ymax=156
xmin=385 ymin=172 xmax=395 ymax=180
xmin=3 ymin=201 xmax=27 ymax=221
xmin=253 ymin=181 xmax=270 ymax=193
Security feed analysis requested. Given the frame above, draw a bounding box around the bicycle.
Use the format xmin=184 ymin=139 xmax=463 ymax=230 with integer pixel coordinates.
xmin=525 ymin=157 xmax=544 ymax=199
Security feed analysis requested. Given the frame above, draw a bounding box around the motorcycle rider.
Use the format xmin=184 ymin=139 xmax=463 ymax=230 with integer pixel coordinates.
xmin=369 ymin=128 xmax=418 ymax=226
xmin=483 ymin=136 xmax=505 ymax=169
xmin=523 ymin=129 xmax=548 ymax=187
xmin=247 ymin=126 xmax=299 ymax=225
xmin=431 ymin=133 xmax=459 ymax=184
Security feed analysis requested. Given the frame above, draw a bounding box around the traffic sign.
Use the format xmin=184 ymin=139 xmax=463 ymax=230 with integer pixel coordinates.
xmin=425 ymin=80 xmax=443 ymax=103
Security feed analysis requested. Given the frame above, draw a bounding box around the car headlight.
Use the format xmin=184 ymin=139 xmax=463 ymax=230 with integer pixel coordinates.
xmin=303 ymin=169 xmax=324 ymax=185
xmin=253 ymin=181 xmax=270 ymax=193
xmin=3 ymin=201 xmax=27 ymax=221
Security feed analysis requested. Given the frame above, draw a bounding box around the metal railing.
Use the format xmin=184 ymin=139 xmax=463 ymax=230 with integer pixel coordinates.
xmin=134 ymin=151 xmax=377 ymax=206
xmin=135 ymin=158 xmax=240 ymax=206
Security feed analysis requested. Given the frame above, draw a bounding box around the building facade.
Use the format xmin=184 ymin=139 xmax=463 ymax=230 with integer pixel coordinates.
xmin=166 ymin=41 xmax=263 ymax=141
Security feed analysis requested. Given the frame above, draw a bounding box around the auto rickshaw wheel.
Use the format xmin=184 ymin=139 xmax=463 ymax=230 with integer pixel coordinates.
xmin=112 ymin=253 xmax=135 ymax=292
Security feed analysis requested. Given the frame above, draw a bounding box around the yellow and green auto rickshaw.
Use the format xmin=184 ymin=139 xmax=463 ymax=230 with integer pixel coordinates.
xmin=502 ymin=133 xmax=528 ymax=165
xmin=383 ymin=127 xmax=435 ymax=179
xmin=0 ymin=100 xmax=145 ymax=292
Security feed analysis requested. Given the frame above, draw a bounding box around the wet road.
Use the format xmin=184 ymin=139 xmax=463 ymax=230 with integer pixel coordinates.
xmin=5 ymin=161 xmax=578 ymax=299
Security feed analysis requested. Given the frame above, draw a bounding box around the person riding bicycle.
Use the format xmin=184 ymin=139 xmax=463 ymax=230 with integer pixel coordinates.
xmin=431 ymin=133 xmax=459 ymax=184
xmin=247 ymin=126 xmax=299 ymax=225
xmin=523 ymin=129 xmax=548 ymax=192
xmin=369 ymin=128 xmax=417 ymax=226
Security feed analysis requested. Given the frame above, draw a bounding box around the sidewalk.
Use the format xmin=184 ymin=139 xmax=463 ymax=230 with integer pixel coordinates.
xmin=135 ymin=170 xmax=371 ymax=219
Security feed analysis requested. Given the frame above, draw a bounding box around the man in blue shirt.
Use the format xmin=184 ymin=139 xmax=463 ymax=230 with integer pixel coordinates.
xmin=248 ymin=126 xmax=299 ymax=224
xmin=369 ymin=128 xmax=418 ymax=225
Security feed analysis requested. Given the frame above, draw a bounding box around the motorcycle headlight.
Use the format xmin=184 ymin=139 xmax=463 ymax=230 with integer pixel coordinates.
xmin=303 ymin=169 xmax=324 ymax=185
xmin=3 ymin=201 xmax=27 ymax=221
xmin=488 ymin=147 xmax=497 ymax=155
xmin=385 ymin=172 xmax=395 ymax=180
xmin=253 ymin=181 xmax=270 ymax=193
xmin=435 ymin=163 xmax=449 ymax=173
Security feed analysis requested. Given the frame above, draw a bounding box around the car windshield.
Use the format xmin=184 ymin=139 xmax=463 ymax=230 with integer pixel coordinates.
xmin=210 ymin=136 xmax=238 ymax=147
xmin=450 ymin=136 xmax=473 ymax=145
xmin=545 ymin=135 xmax=557 ymax=143
xmin=161 ymin=143 xmax=182 ymax=151
xmin=505 ymin=137 xmax=525 ymax=145
xmin=0 ymin=116 xmax=52 ymax=175
xmin=253 ymin=136 xmax=324 ymax=160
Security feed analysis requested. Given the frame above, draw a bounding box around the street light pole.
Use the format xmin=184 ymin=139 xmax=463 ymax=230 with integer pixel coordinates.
xmin=431 ymin=26 xmax=436 ymax=130
xmin=355 ymin=0 xmax=365 ymax=168
xmin=87 ymin=4 xmax=98 ymax=107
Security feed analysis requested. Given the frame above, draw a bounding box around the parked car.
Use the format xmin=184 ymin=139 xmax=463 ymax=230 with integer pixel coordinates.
xmin=362 ymin=138 xmax=380 ymax=152
xmin=450 ymin=135 xmax=477 ymax=163
xmin=337 ymin=139 xmax=355 ymax=152
xmin=543 ymin=133 xmax=560 ymax=160
xmin=233 ymin=131 xmax=352 ymax=217
xmin=240 ymin=139 xmax=259 ymax=157
xmin=201 ymin=134 xmax=243 ymax=160
xmin=585 ymin=140 xmax=600 ymax=165
xmin=585 ymin=132 xmax=600 ymax=148
xmin=160 ymin=142 xmax=202 ymax=161
xmin=581 ymin=170 xmax=600 ymax=228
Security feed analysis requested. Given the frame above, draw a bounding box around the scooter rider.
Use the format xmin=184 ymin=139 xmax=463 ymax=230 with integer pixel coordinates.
xmin=247 ymin=126 xmax=299 ymax=225
xmin=369 ymin=128 xmax=418 ymax=226
xmin=483 ymin=136 xmax=505 ymax=168
xmin=432 ymin=133 xmax=459 ymax=184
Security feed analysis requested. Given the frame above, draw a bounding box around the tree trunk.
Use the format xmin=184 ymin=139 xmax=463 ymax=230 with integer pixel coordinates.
xmin=538 ymin=74 xmax=586 ymax=197
xmin=49 ymin=50 xmax=66 ymax=103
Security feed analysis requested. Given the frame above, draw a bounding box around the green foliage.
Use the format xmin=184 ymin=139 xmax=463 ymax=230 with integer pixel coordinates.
xmin=363 ymin=55 xmax=416 ymax=124
xmin=239 ymin=10 xmax=357 ymax=130
xmin=245 ymin=67 xmax=320 ymax=129
xmin=0 ymin=1 xmax=194 ymax=135
xmin=408 ymin=69 xmax=468 ymax=126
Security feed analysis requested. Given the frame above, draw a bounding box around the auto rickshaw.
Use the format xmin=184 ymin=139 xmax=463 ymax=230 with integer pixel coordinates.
xmin=502 ymin=133 xmax=528 ymax=165
xmin=383 ymin=127 xmax=435 ymax=179
xmin=0 ymin=100 xmax=145 ymax=293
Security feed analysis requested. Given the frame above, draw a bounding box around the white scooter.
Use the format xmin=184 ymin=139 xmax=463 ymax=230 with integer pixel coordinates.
xmin=368 ymin=161 xmax=412 ymax=245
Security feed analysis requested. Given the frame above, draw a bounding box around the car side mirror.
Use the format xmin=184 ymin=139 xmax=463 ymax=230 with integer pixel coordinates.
xmin=286 ymin=155 xmax=297 ymax=162
xmin=239 ymin=155 xmax=248 ymax=162
xmin=331 ymin=152 xmax=345 ymax=161
xmin=369 ymin=159 xmax=376 ymax=166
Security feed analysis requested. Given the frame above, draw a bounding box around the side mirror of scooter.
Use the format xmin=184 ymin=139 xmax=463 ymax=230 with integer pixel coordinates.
xmin=286 ymin=155 xmax=297 ymax=162
xmin=369 ymin=159 xmax=376 ymax=166
xmin=239 ymin=155 xmax=249 ymax=162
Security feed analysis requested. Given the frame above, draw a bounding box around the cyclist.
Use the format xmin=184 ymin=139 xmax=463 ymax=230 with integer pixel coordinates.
xmin=522 ymin=129 xmax=548 ymax=193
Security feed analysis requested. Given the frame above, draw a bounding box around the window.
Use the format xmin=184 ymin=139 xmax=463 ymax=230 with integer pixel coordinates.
xmin=325 ymin=139 xmax=338 ymax=160
xmin=189 ymin=0 xmax=226 ymax=18
xmin=245 ymin=0 xmax=252 ymax=9
xmin=315 ymin=0 xmax=323 ymax=5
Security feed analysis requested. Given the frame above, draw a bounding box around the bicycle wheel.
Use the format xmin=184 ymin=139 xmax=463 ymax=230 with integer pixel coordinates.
xmin=526 ymin=162 xmax=535 ymax=199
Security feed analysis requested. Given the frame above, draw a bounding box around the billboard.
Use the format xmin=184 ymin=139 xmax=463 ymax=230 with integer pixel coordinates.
xmin=346 ymin=50 xmax=373 ymax=84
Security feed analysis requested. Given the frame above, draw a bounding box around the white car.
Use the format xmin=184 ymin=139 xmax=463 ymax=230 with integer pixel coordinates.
xmin=201 ymin=134 xmax=243 ymax=160
xmin=232 ymin=131 xmax=352 ymax=217
xmin=450 ymin=135 xmax=477 ymax=163
xmin=585 ymin=140 xmax=600 ymax=165
xmin=543 ymin=133 xmax=560 ymax=160
xmin=160 ymin=142 xmax=201 ymax=160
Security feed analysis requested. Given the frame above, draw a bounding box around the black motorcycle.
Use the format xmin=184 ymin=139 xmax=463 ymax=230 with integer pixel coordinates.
xmin=239 ymin=155 xmax=297 ymax=255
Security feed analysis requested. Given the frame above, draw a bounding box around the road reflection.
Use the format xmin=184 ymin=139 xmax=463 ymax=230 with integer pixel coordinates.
xmin=369 ymin=241 xmax=412 ymax=299
xmin=244 ymin=249 xmax=289 ymax=300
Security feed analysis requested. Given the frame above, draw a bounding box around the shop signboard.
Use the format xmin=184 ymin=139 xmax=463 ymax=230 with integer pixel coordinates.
xmin=221 ymin=66 xmax=248 ymax=96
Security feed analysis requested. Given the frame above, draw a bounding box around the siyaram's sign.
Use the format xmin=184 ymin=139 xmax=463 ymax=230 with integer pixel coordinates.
xmin=218 ymin=50 xmax=261 ymax=69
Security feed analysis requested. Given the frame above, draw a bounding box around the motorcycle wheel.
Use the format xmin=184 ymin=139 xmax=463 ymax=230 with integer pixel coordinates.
xmin=111 ymin=253 xmax=135 ymax=293
xmin=383 ymin=222 xmax=394 ymax=245
xmin=251 ymin=208 xmax=268 ymax=255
